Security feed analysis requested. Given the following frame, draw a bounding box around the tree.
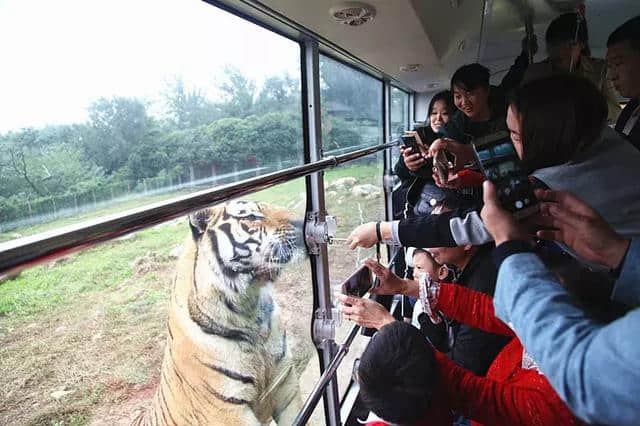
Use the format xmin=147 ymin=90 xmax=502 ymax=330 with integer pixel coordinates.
xmin=320 ymin=57 xmax=382 ymax=123
xmin=217 ymin=66 xmax=256 ymax=118
xmin=164 ymin=77 xmax=220 ymax=129
xmin=254 ymin=73 xmax=301 ymax=115
xmin=86 ymin=97 xmax=152 ymax=174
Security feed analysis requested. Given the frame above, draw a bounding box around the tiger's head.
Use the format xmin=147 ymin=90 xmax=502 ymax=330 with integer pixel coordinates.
xmin=188 ymin=200 xmax=306 ymax=291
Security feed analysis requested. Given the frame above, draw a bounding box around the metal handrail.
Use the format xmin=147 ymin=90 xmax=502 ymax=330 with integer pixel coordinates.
xmin=0 ymin=142 xmax=396 ymax=276
xmin=294 ymin=322 xmax=362 ymax=426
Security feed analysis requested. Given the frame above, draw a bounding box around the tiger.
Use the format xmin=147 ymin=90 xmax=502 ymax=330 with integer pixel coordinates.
xmin=133 ymin=200 xmax=307 ymax=426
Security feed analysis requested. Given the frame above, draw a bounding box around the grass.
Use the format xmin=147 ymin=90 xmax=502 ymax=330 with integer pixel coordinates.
xmin=0 ymin=162 xmax=382 ymax=425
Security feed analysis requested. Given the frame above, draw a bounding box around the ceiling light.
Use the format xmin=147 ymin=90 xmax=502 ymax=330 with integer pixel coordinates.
xmin=400 ymin=64 xmax=423 ymax=72
xmin=329 ymin=2 xmax=376 ymax=26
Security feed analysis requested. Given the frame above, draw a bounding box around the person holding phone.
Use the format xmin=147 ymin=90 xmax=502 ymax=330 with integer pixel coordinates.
xmin=349 ymin=74 xmax=640 ymax=260
xmin=481 ymin=183 xmax=640 ymax=425
xmin=393 ymin=91 xmax=459 ymax=218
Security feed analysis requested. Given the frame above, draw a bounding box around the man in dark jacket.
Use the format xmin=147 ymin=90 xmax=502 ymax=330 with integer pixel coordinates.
xmin=608 ymin=16 xmax=640 ymax=151
xmin=425 ymin=241 xmax=510 ymax=376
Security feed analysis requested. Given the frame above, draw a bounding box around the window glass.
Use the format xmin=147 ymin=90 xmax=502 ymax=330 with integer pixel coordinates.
xmin=0 ymin=177 xmax=325 ymax=425
xmin=319 ymin=56 xmax=383 ymax=156
xmin=0 ymin=0 xmax=302 ymax=243
xmin=324 ymin=156 xmax=388 ymax=398
xmin=390 ymin=86 xmax=410 ymax=164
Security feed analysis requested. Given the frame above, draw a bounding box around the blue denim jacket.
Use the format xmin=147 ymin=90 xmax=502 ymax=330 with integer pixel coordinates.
xmin=493 ymin=239 xmax=640 ymax=426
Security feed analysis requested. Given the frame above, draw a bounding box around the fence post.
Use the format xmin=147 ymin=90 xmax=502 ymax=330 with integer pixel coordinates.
xmin=74 ymin=194 xmax=78 ymax=213
xmin=92 ymin=190 xmax=97 ymax=207
xmin=27 ymin=199 xmax=33 ymax=218
xmin=52 ymin=197 xmax=57 ymax=218
xmin=143 ymin=179 xmax=148 ymax=193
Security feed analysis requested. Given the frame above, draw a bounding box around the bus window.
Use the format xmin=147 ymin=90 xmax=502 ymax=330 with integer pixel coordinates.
xmin=325 ymin=156 xmax=387 ymax=402
xmin=319 ymin=55 xmax=383 ymax=156
xmin=0 ymin=0 xmax=302 ymax=245
xmin=0 ymin=1 xmax=320 ymax=425
xmin=390 ymin=86 xmax=410 ymax=165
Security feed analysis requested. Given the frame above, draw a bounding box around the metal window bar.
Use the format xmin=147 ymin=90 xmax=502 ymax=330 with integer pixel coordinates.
xmin=301 ymin=37 xmax=342 ymax=426
xmin=0 ymin=142 xmax=396 ymax=277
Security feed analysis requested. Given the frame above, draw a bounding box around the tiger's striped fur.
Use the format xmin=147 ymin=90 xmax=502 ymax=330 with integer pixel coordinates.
xmin=133 ymin=201 xmax=305 ymax=425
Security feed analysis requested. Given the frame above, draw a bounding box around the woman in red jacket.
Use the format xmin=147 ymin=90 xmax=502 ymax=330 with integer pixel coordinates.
xmin=345 ymin=262 xmax=584 ymax=426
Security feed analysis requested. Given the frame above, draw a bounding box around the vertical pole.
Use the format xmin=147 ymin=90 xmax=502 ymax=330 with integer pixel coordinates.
xmin=301 ymin=38 xmax=340 ymax=426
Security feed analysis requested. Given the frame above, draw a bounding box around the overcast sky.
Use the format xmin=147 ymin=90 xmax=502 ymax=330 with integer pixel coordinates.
xmin=0 ymin=0 xmax=300 ymax=133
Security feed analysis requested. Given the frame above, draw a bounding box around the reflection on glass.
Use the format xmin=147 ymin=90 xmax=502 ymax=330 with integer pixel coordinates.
xmin=0 ymin=0 xmax=302 ymax=244
xmin=319 ymin=55 xmax=383 ymax=157
xmin=0 ymin=176 xmax=323 ymax=425
xmin=390 ymin=87 xmax=410 ymax=164
xmin=324 ymin=157 xmax=387 ymax=399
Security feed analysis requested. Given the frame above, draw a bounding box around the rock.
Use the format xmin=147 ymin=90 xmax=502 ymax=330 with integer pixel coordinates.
xmin=327 ymin=177 xmax=357 ymax=191
xmin=51 ymin=389 xmax=73 ymax=399
xmin=55 ymin=326 xmax=66 ymax=333
xmin=351 ymin=184 xmax=382 ymax=199
xmin=169 ymin=245 xmax=183 ymax=259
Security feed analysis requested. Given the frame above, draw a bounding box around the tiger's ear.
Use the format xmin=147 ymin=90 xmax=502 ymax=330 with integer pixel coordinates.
xmin=189 ymin=208 xmax=213 ymax=239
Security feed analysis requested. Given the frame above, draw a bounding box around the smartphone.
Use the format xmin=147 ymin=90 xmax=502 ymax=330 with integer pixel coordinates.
xmin=472 ymin=130 xmax=538 ymax=218
xmin=401 ymin=135 xmax=421 ymax=155
xmin=341 ymin=265 xmax=373 ymax=298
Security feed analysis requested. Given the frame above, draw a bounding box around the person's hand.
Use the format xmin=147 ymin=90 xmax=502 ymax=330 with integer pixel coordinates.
xmin=401 ymin=145 xmax=426 ymax=171
xmin=480 ymin=181 xmax=531 ymax=245
xmin=347 ymin=222 xmax=378 ymax=249
xmin=534 ymin=189 xmax=630 ymax=269
xmin=337 ymin=294 xmax=395 ymax=330
xmin=432 ymin=170 xmax=463 ymax=189
xmin=363 ymin=258 xmax=411 ymax=296
xmin=428 ymin=138 xmax=475 ymax=174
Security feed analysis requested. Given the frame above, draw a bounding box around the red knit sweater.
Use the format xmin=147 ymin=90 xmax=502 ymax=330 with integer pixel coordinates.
xmin=433 ymin=283 xmax=584 ymax=426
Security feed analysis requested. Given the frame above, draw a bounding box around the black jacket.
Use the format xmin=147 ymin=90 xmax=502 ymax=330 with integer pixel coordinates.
xmin=421 ymin=244 xmax=510 ymax=376
xmin=615 ymin=99 xmax=640 ymax=152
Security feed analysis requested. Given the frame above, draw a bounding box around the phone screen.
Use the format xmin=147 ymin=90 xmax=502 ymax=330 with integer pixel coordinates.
xmin=341 ymin=265 xmax=373 ymax=298
xmin=472 ymin=131 xmax=538 ymax=218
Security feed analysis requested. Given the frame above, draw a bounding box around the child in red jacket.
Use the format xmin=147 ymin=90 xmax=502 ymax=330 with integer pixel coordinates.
xmin=357 ymin=280 xmax=584 ymax=426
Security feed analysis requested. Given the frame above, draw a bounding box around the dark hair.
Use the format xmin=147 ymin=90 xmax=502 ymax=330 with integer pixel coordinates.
xmin=607 ymin=16 xmax=640 ymax=52
xmin=546 ymin=12 xmax=589 ymax=48
xmin=451 ymin=64 xmax=490 ymax=92
xmin=358 ymin=322 xmax=437 ymax=424
xmin=427 ymin=90 xmax=454 ymax=120
xmin=509 ymin=74 xmax=607 ymax=172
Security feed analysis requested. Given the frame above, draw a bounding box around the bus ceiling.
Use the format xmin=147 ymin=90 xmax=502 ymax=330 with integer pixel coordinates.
xmin=251 ymin=0 xmax=639 ymax=93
